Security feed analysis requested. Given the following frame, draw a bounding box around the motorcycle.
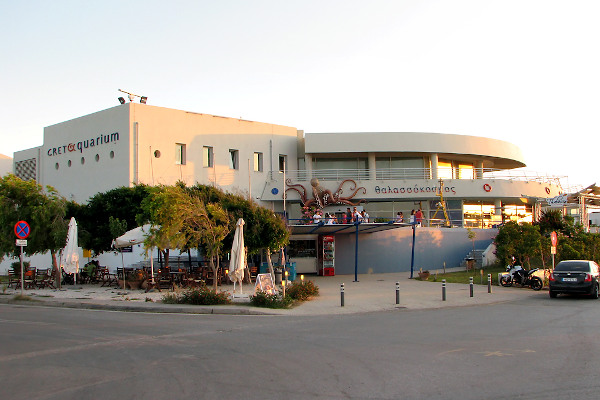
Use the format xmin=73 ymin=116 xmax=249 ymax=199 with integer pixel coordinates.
xmin=500 ymin=264 xmax=543 ymax=290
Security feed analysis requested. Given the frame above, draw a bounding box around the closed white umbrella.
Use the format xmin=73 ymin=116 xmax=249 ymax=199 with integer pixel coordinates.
xmin=60 ymin=217 xmax=79 ymax=283
xmin=228 ymin=218 xmax=245 ymax=294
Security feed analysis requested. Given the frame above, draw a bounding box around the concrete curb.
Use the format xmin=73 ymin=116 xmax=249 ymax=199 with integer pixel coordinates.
xmin=0 ymin=296 xmax=276 ymax=315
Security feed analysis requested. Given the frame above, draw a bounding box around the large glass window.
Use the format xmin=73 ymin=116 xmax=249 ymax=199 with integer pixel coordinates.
xmin=203 ymin=146 xmax=213 ymax=168
xmin=175 ymin=143 xmax=186 ymax=165
xmin=438 ymin=160 xmax=453 ymax=180
xmin=288 ymin=240 xmax=317 ymax=258
xmin=313 ymin=157 xmax=367 ymax=170
xmin=229 ymin=149 xmax=239 ymax=170
xmin=376 ymin=157 xmax=424 ymax=179
xmin=458 ymin=163 xmax=474 ymax=179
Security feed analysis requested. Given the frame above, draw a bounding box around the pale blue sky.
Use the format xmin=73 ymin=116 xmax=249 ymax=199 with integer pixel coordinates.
xmin=1 ymin=0 xmax=599 ymax=188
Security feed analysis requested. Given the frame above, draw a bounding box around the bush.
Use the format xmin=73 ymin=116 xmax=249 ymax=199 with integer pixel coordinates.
xmin=250 ymin=290 xmax=293 ymax=309
xmin=286 ymin=280 xmax=319 ymax=301
xmin=161 ymin=285 xmax=231 ymax=305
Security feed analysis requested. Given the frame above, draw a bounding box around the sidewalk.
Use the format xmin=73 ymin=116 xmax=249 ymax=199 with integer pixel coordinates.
xmin=0 ymin=272 xmax=539 ymax=316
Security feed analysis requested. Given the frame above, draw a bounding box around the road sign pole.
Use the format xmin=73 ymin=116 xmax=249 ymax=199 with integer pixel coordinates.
xmin=20 ymin=245 xmax=24 ymax=295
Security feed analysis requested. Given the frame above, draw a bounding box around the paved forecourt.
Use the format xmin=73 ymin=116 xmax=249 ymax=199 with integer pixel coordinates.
xmin=0 ymin=272 xmax=538 ymax=315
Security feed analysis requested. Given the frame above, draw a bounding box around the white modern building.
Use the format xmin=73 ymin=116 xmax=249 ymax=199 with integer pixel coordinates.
xmin=13 ymin=103 xmax=562 ymax=227
xmin=9 ymin=103 xmax=568 ymax=275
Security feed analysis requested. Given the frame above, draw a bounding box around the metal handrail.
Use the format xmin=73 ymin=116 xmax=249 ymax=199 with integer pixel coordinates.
xmin=270 ymin=168 xmax=565 ymax=186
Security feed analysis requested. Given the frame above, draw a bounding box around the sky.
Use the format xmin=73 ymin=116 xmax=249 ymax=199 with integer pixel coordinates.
xmin=1 ymin=0 xmax=599 ymax=190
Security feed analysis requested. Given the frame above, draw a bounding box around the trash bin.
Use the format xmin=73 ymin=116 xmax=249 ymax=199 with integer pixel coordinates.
xmin=466 ymin=258 xmax=475 ymax=270
xmin=285 ymin=262 xmax=297 ymax=281
xmin=274 ymin=269 xmax=282 ymax=285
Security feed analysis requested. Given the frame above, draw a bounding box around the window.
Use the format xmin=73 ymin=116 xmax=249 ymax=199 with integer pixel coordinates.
xmin=175 ymin=143 xmax=186 ymax=165
xmin=229 ymin=149 xmax=239 ymax=170
xmin=254 ymin=152 xmax=263 ymax=172
xmin=458 ymin=163 xmax=474 ymax=179
xmin=438 ymin=160 xmax=453 ymax=180
xmin=279 ymin=155 xmax=287 ymax=172
xmin=203 ymin=146 xmax=213 ymax=167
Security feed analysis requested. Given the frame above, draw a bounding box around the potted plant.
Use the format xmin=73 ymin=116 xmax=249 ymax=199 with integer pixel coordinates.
xmin=418 ymin=268 xmax=430 ymax=281
xmin=126 ymin=269 xmax=146 ymax=290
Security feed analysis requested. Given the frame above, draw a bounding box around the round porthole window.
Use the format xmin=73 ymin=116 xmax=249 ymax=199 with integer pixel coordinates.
xmin=95 ymin=154 xmax=100 ymax=162
xmin=68 ymin=160 xmax=72 ymax=167
xmin=55 ymin=163 xmax=59 ymax=170
xmin=154 ymin=150 xmax=161 ymax=158
xmin=81 ymin=157 xmax=85 ymax=165
xmin=110 ymin=150 xmax=115 ymax=159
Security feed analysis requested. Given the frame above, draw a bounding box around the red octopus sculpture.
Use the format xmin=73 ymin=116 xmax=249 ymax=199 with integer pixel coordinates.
xmin=285 ymin=178 xmax=366 ymax=208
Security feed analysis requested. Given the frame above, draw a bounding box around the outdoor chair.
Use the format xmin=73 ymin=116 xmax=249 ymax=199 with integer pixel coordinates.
xmin=37 ymin=268 xmax=57 ymax=289
xmin=34 ymin=268 xmax=49 ymax=288
xmin=7 ymin=268 xmax=20 ymax=288
xmin=23 ymin=268 xmax=37 ymax=289
xmin=99 ymin=267 xmax=117 ymax=287
xmin=249 ymin=266 xmax=258 ymax=283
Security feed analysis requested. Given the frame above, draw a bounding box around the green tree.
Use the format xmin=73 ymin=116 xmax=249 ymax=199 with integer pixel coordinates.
xmin=0 ymin=174 xmax=68 ymax=278
xmin=138 ymin=185 xmax=191 ymax=268
xmin=77 ymin=185 xmax=151 ymax=254
xmin=494 ymin=221 xmax=541 ymax=267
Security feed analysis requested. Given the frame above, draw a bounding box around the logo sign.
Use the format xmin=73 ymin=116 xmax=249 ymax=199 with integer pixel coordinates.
xmin=547 ymin=194 xmax=568 ymax=207
xmin=16 ymin=239 xmax=27 ymax=247
xmin=14 ymin=221 xmax=31 ymax=239
xmin=551 ymin=231 xmax=558 ymax=247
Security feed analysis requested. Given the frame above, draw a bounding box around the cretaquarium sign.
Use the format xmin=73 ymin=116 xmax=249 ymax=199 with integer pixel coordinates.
xmin=46 ymin=132 xmax=120 ymax=156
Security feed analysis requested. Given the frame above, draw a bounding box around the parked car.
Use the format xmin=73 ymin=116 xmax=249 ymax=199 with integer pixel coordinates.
xmin=549 ymin=260 xmax=600 ymax=299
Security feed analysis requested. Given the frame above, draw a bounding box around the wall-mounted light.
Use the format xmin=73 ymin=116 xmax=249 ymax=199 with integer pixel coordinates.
xmin=118 ymin=97 xmax=126 ymax=104
xmin=140 ymin=96 xmax=148 ymax=104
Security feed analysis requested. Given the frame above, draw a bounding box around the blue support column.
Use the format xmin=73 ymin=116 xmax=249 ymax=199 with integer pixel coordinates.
xmin=410 ymin=223 xmax=416 ymax=279
xmin=354 ymin=221 xmax=360 ymax=282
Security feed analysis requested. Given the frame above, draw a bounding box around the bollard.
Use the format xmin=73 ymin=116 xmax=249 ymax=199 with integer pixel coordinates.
xmin=442 ymin=279 xmax=447 ymax=301
xmin=340 ymin=283 xmax=345 ymax=307
xmin=395 ymin=281 xmax=400 ymax=305
xmin=488 ymin=274 xmax=492 ymax=293
xmin=469 ymin=276 xmax=474 ymax=297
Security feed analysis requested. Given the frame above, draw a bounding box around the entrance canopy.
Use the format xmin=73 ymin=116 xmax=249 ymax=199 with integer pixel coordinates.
xmin=289 ymin=221 xmax=411 ymax=282
xmin=289 ymin=221 xmax=410 ymax=235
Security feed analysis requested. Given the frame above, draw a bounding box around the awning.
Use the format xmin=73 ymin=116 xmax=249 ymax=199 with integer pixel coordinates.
xmin=290 ymin=222 xmax=411 ymax=235
xmin=289 ymin=221 xmax=412 ymax=282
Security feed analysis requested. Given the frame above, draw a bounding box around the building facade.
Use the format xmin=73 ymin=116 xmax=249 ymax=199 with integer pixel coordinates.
xmin=13 ymin=103 xmax=563 ymax=227
xmin=9 ymin=103 xmax=568 ymax=275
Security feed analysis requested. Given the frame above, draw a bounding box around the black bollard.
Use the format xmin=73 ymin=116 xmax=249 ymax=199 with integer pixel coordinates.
xmin=442 ymin=279 xmax=447 ymax=301
xmin=396 ymin=281 xmax=400 ymax=305
xmin=340 ymin=283 xmax=345 ymax=307
xmin=488 ymin=274 xmax=492 ymax=293
xmin=470 ymin=276 xmax=474 ymax=297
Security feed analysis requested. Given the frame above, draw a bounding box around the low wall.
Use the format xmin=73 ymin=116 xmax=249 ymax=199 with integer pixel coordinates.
xmin=334 ymin=227 xmax=497 ymax=275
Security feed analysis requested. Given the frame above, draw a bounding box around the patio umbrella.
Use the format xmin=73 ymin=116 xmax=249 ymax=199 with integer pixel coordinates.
xmin=60 ymin=217 xmax=79 ymax=284
xmin=112 ymin=224 xmax=156 ymax=289
xmin=228 ymin=218 xmax=245 ymax=294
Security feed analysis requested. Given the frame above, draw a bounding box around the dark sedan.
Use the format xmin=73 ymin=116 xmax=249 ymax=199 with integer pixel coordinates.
xmin=549 ymin=260 xmax=600 ymax=299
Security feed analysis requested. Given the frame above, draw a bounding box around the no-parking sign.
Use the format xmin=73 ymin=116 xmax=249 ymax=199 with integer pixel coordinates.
xmin=14 ymin=220 xmax=31 ymax=239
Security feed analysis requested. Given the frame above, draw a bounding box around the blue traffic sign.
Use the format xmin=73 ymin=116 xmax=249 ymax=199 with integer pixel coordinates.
xmin=14 ymin=221 xmax=30 ymax=239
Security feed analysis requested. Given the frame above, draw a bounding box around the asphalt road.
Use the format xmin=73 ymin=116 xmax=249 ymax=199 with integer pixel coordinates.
xmin=1 ymin=293 xmax=599 ymax=400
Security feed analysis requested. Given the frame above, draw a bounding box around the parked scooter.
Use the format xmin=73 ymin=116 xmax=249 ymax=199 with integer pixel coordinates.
xmin=500 ymin=263 xmax=543 ymax=290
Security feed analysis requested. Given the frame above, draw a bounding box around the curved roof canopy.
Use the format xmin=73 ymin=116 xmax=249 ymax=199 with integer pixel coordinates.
xmin=304 ymin=132 xmax=526 ymax=169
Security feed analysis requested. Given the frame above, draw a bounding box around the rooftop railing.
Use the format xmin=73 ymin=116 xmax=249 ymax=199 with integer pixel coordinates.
xmin=270 ymin=168 xmax=565 ymax=186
